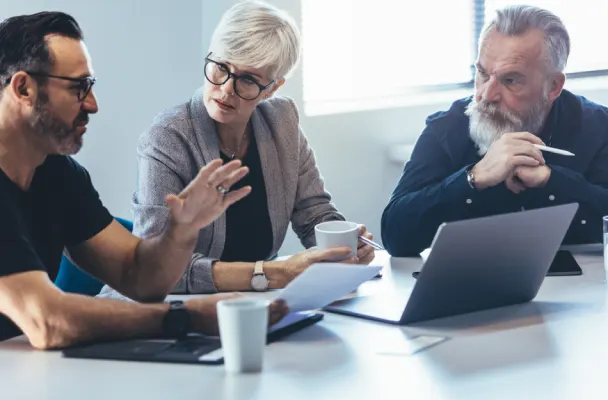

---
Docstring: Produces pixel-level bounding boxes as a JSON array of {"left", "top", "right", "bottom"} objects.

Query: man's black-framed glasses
[
  {"left": 3, "top": 72, "right": 96, "bottom": 102},
  {"left": 204, "top": 53, "right": 273, "bottom": 101}
]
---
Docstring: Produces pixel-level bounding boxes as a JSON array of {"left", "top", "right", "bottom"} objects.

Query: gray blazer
[{"left": 104, "top": 89, "right": 344, "bottom": 296}]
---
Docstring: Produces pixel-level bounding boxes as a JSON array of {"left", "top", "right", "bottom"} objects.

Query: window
[
  {"left": 302, "top": 0, "right": 608, "bottom": 112},
  {"left": 484, "top": 0, "right": 608, "bottom": 74}
]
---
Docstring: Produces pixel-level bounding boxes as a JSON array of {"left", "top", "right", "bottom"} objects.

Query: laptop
[
  {"left": 324, "top": 203, "right": 579, "bottom": 325},
  {"left": 62, "top": 311, "right": 322, "bottom": 365}
]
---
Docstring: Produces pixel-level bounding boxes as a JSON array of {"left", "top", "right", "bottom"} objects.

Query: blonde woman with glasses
[{"left": 103, "top": 1, "right": 376, "bottom": 297}]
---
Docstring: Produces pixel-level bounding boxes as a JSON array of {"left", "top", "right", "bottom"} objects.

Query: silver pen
[{"left": 358, "top": 235, "right": 385, "bottom": 250}]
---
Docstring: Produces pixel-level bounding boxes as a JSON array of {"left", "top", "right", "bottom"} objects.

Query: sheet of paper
[
  {"left": 420, "top": 247, "right": 432, "bottom": 263},
  {"left": 276, "top": 263, "right": 382, "bottom": 313}
]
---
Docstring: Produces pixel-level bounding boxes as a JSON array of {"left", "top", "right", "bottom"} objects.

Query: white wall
[{"left": 5, "top": 1, "right": 608, "bottom": 255}]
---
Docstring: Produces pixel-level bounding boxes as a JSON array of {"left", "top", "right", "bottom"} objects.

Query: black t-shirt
[
  {"left": 0, "top": 156, "right": 113, "bottom": 341},
  {"left": 220, "top": 136, "right": 273, "bottom": 262}
]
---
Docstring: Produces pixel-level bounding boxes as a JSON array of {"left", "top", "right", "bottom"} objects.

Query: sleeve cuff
[
  {"left": 439, "top": 165, "right": 515, "bottom": 207},
  {"left": 438, "top": 166, "right": 481, "bottom": 204},
  {"left": 96, "top": 285, "right": 138, "bottom": 302},
  {"left": 177, "top": 254, "right": 219, "bottom": 294},
  {"left": 544, "top": 165, "right": 585, "bottom": 200}
]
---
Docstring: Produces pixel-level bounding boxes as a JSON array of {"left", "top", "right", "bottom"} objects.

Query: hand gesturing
[{"left": 166, "top": 159, "right": 250, "bottom": 234}]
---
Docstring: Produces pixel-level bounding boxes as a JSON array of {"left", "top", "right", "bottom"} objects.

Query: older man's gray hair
[
  {"left": 209, "top": 0, "right": 301, "bottom": 81},
  {"left": 481, "top": 4, "right": 570, "bottom": 73}
]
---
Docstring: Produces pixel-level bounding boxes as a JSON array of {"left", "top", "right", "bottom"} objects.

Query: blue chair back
[{"left": 55, "top": 217, "right": 133, "bottom": 296}]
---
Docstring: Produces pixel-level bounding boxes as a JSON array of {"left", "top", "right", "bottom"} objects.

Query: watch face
[{"left": 251, "top": 274, "right": 269, "bottom": 291}]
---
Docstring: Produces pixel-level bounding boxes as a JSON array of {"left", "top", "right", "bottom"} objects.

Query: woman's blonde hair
[{"left": 209, "top": 0, "right": 301, "bottom": 81}]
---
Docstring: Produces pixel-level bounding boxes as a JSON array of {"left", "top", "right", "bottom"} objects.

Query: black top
[
  {"left": 220, "top": 136, "right": 273, "bottom": 262},
  {"left": 0, "top": 156, "right": 113, "bottom": 341},
  {"left": 382, "top": 89, "right": 608, "bottom": 256}
]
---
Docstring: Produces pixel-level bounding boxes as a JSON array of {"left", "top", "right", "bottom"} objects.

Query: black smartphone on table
[
  {"left": 547, "top": 250, "right": 583, "bottom": 276},
  {"left": 411, "top": 249, "right": 583, "bottom": 279}
]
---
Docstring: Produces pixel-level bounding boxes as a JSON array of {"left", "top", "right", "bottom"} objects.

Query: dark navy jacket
[{"left": 381, "top": 90, "right": 608, "bottom": 256}]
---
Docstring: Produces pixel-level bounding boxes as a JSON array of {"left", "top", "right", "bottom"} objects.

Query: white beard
[{"left": 465, "top": 93, "right": 549, "bottom": 156}]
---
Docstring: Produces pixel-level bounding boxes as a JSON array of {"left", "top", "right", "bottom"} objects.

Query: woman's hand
[
  {"left": 270, "top": 247, "right": 352, "bottom": 287},
  {"left": 355, "top": 224, "right": 375, "bottom": 265}
]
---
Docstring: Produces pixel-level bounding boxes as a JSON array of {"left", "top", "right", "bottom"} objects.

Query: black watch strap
[{"left": 162, "top": 300, "right": 190, "bottom": 338}]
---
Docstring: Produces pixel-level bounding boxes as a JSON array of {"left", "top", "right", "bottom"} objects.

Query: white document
[
  {"left": 420, "top": 247, "right": 432, "bottom": 263},
  {"left": 275, "top": 263, "right": 382, "bottom": 313}
]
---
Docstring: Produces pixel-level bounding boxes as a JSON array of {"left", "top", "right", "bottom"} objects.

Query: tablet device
[{"left": 62, "top": 311, "right": 322, "bottom": 365}]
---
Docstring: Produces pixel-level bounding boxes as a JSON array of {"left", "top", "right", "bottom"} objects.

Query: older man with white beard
[{"left": 381, "top": 4, "right": 608, "bottom": 256}]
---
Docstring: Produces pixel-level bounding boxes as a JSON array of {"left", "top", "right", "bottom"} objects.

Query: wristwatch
[
  {"left": 251, "top": 261, "right": 269, "bottom": 291},
  {"left": 465, "top": 166, "right": 477, "bottom": 190},
  {"left": 162, "top": 300, "right": 190, "bottom": 338}
]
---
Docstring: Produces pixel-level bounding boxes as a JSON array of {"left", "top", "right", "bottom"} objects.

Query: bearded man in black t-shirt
[{"left": 0, "top": 11, "right": 288, "bottom": 348}]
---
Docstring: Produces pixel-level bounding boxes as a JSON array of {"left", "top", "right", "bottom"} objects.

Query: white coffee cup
[
  {"left": 315, "top": 220, "right": 359, "bottom": 261},
  {"left": 217, "top": 298, "right": 269, "bottom": 373}
]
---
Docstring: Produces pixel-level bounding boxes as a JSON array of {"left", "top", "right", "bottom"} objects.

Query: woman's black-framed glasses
[
  {"left": 204, "top": 53, "right": 273, "bottom": 100},
  {"left": 3, "top": 71, "right": 96, "bottom": 102}
]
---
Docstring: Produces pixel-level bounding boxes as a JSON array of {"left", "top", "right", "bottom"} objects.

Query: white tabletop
[{"left": 1, "top": 249, "right": 608, "bottom": 400}]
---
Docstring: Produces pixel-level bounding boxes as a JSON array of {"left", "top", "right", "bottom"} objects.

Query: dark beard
[{"left": 28, "top": 91, "right": 88, "bottom": 155}]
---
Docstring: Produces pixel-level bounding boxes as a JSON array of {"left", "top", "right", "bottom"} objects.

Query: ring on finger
[{"left": 216, "top": 185, "right": 229, "bottom": 195}]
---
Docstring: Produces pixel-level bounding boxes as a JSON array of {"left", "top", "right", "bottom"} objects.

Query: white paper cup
[
  {"left": 315, "top": 221, "right": 359, "bottom": 261},
  {"left": 217, "top": 298, "right": 269, "bottom": 373}
]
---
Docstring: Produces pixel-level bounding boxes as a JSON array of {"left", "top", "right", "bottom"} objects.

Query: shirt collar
[{"left": 538, "top": 94, "right": 562, "bottom": 145}]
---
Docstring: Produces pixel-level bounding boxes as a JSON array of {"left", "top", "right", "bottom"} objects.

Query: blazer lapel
[
  {"left": 188, "top": 87, "right": 226, "bottom": 257},
  {"left": 189, "top": 87, "right": 221, "bottom": 162},
  {"left": 251, "top": 108, "right": 288, "bottom": 254}
]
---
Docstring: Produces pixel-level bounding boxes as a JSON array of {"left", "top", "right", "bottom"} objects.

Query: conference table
[{"left": 1, "top": 248, "right": 607, "bottom": 400}]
